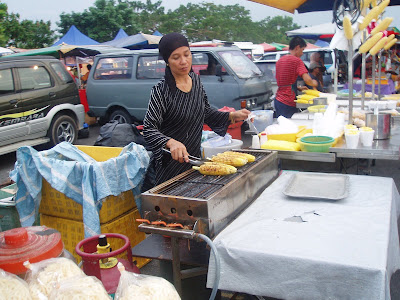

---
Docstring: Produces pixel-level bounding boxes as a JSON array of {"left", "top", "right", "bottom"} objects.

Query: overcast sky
[{"left": 4, "top": 0, "right": 400, "bottom": 35}]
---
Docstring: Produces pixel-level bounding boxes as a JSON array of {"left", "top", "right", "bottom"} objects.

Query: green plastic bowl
[{"left": 297, "top": 136, "right": 335, "bottom": 152}]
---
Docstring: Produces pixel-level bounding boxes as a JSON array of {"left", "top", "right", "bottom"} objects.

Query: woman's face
[{"left": 168, "top": 46, "right": 192, "bottom": 76}]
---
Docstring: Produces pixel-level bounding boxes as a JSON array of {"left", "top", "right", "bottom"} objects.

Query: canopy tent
[
  {"left": 102, "top": 33, "right": 162, "bottom": 49},
  {"left": 53, "top": 25, "right": 99, "bottom": 46},
  {"left": 113, "top": 28, "right": 128, "bottom": 40},
  {"left": 286, "top": 23, "right": 336, "bottom": 40},
  {"left": 259, "top": 42, "right": 276, "bottom": 52},
  {"left": 315, "top": 39, "right": 330, "bottom": 47},
  {"left": 282, "top": 42, "right": 320, "bottom": 51},
  {"left": 3, "top": 44, "right": 128, "bottom": 59},
  {"left": 0, "top": 47, "right": 14, "bottom": 56},
  {"left": 270, "top": 42, "right": 288, "bottom": 51},
  {"left": 153, "top": 30, "right": 163, "bottom": 36},
  {"left": 248, "top": 0, "right": 400, "bottom": 13}
]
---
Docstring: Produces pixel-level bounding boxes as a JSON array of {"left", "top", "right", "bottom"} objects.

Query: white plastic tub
[
  {"left": 252, "top": 110, "right": 274, "bottom": 132},
  {"left": 201, "top": 139, "right": 243, "bottom": 159}
]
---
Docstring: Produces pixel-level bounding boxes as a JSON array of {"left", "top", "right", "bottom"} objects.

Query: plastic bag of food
[
  {"left": 115, "top": 263, "right": 180, "bottom": 300},
  {"left": 48, "top": 275, "right": 110, "bottom": 300},
  {"left": 0, "top": 269, "right": 32, "bottom": 299},
  {"left": 24, "top": 257, "right": 83, "bottom": 300}
]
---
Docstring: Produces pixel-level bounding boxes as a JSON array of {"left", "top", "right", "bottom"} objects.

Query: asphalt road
[{"left": 0, "top": 124, "right": 101, "bottom": 186}]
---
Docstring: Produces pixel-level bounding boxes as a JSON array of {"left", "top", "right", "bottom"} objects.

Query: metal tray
[{"left": 283, "top": 173, "right": 349, "bottom": 201}]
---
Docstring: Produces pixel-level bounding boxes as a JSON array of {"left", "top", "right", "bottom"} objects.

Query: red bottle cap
[{"left": 0, "top": 226, "right": 63, "bottom": 275}]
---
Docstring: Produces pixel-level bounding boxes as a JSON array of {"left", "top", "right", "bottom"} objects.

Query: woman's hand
[
  {"left": 166, "top": 139, "right": 189, "bottom": 163},
  {"left": 230, "top": 109, "right": 251, "bottom": 122}
]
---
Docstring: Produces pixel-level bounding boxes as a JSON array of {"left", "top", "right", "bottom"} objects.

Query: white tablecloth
[{"left": 207, "top": 171, "right": 400, "bottom": 300}]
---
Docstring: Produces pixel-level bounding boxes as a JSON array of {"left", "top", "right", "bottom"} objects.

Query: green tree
[
  {"left": 256, "top": 16, "right": 301, "bottom": 44},
  {"left": 0, "top": 1, "right": 55, "bottom": 48}
]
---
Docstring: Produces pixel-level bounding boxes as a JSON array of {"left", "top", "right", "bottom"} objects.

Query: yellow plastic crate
[
  {"left": 266, "top": 126, "right": 307, "bottom": 142},
  {"left": 39, "top": 145, "right": 136, "bottom": 223},
  {"left": 40, "top": 208, "right": 150, "bottom": 268}
]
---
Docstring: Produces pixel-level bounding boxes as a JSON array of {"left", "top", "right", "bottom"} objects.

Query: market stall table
[
  {"left": 344, "top": 80, "right": 396, "bottom": 95},
  {"left": 207, "top": 171, "right": 400, "bottom": 300}
]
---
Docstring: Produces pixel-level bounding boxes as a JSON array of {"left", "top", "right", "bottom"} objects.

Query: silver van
[{"left": 86, "top": 47, "right": 273, "bottom": 123}]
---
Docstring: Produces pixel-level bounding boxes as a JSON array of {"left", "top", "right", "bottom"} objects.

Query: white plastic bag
[
  {"left": 48, "top": 275, "right": 110, "bottom": 300},
  {"left": 24, "top": 257, "right": 83, "bottom": 300},
  {"left": 0, "top": 269, "right": 32, "bottom": 300},
  {"left": 115, "top": 263, "right": 180, "bottom": 300}
]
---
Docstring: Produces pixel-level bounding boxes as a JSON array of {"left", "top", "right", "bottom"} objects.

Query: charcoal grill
[{"left": 139, "top": 149, "right": 279, "bottom": 238}]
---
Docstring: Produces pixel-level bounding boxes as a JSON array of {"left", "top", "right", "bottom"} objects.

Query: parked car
[
  {"left": 0, "top": 56, "right": 85, "bottom": 155},
  {"left": 86, "top": 47, "right": 273, "bottom": 124}
]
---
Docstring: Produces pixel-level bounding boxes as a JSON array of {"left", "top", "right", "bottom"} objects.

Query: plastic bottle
[
  {"left": 251, "top": 135, "right": 260, "bottom": 149},
  {"left": 259, "top": 132, "right": 268, "bottom": 146}
]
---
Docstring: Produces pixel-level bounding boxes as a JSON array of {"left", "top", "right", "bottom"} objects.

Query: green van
[{"left": 86, "top": 47, "right": 273, "bottom": 123}]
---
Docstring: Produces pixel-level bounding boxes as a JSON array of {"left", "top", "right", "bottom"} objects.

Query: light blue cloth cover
[{"left": 10, "top": 142, "right": 149, "bottom": 237}]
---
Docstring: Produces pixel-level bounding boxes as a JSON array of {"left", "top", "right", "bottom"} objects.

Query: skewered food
[{"left": 192, "top": 163, "right": 237, "bottom": 176}]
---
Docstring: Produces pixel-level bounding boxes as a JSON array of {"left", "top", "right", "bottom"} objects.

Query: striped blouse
[{"left": 143, "top": 72, "right": 230, "bottom": 186}]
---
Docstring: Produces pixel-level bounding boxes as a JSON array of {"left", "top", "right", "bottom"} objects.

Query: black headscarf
[{"left": 158, "top": 32, "right": 190, "bottom": 92}]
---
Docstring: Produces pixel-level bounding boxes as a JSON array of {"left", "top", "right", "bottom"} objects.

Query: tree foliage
[
  {"left": 57, "top": 0, "right": 300, "bottom": 44},
  {"left": 0, "top": 2, "right": 55, "bottom": 48}
]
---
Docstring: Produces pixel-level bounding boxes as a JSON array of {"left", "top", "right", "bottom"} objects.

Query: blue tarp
[
  {"left": 113, "top": 28, "right": 128, "bottom": 40},
  {"left": 153, "top": 30, "right": 163, "bottom": 36},
  {"left": 53, "top": 25, "right": 99, "bottom": 46}
]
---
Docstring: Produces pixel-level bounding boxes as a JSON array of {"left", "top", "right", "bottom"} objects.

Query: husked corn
[
  {"left": 296, "top": 94, "right": 316, "bottom": 100},
  {"left": 303, "top": 90, "right": 321, "bottom": 97},
  {"left": 369, "top": 36, "right": 388, "bottom": 55},
  {"left": 386, "top": 34, "right": 396, "bottom": 43},
  {"left": 223, "top": 151, "right": 256, "bottom": 163},
  {"left": 295, "top": 99, "right": 311, "bottom": 104},
  {"left": 359, "top": 0, "right": 389, "bottom": 30},
  {"left": 343, "top": 16, "right": 354, "bottom": 40},
  {"left": 384, "top": 38, "right": 398, "bottom": 50},
  {"left": 204, "top": 162, "right": 237, "bottom": 173},
  {"left": 370, "top": 17, "right": 393, "bottom": 35},
  {"left": 210, "top": 154, "right": 247, "bottom": 167},
  {"left": 192, "top": 163, "right": 237, "bottom": 176},
  {"left": 359, "top": 32, "right": 384, "bottom": 53}
]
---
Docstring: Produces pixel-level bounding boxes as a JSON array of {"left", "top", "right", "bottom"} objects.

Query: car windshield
[{"left": 219, "top": 50, "right": 262, "bottom": 79}]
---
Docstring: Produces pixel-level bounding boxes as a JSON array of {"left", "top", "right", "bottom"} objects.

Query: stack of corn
[{"left": 295, "top": 90, "right": 321, "bottom": 104}]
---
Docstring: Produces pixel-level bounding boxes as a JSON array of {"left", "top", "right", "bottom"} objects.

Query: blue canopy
[
  {"left": 113, "top": 28, "right": 128, "bottom": 40},
  {"left": 53, "top": 25, "right": 99, "bottom": 46},
  {"left": 153, "top": 30, "right": 163, "bottom": 36}
]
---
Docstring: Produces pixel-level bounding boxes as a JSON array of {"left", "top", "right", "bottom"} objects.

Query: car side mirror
[{"left": 216, "top": 64, "right": 224, "bottom": 82}]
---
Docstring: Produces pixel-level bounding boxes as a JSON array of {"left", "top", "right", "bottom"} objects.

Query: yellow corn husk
[
  {"left": 370, "top": 17, "right": 393, "bottom": 35},
  {"left": 295, "top": 99, "right": 311, "bottom": 104},
  {"left": 210, "top": 155, "right": 247, "bottom": 167},
  {"left": 192, "top": 163, "right": 237, "bottom": 176},
  {"left": 204, "top": 162, "right": 237, "bottom": 173},
  {"left": 303, "top": 89, "right": 321, "bottom": 97},
  {"left": 222, "top": 151, "right": 256, "bottom": 163},
  {"left": 343, "top": 16, "right": 354, "bottom": 40},
  {"left": 296, "top": 94, "right": 316, "bottom": 100},
  {"left": 359, "top": 32, "right": 384, "bottom": 53},
  {"left": 359, "top": 0, "right": 389, "bottom": 30},
  {"left": 384, "top": 38, "right": 398, "bottom": 50},
  {"left": 369, "top": 36, "right": 388, "bottom": 55}
]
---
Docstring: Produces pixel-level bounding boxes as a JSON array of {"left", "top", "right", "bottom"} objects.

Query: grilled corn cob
[
  {"left": 359, "top": 0, "right": 389, "bottom": 30},
  {"left": 358, "top": 32, "right": 383, "bottom": 53},
  {"left": 192, "top": 163, "right": 236, "bottom": 175},
  {"left": 303, "top": 90, "right": 321, "bottom": 97},
  {"left": 343, "top": 16, "right": 354, "bottom": 40},
  {"left": 384, "top": 38, "right": 398, "bottom": 50},
  {"left": 222, "top": 151, "right": 256, "bottom": 163},
  {"left": 204, "top": 161, "right": 237, "bottom": 173},
  {"left": 370, "top": 17, "right": 393, "bottom": 35},
  {"left": 369, "top": 36, "right": 388, "bottom": 55},
  {"left": 210, "top": 154, "right": 247, "bottom": 167}
]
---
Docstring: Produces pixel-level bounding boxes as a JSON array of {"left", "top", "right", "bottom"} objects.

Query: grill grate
[{"left": 155, "top": 151, "right": 267, "bottom": 199}]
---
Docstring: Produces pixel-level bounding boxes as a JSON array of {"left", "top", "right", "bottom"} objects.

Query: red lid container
[{"left": 0, "top": 226, "right": 64, "bottom": 275}]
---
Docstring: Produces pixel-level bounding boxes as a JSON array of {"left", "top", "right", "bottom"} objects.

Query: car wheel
[
  {"left": 109, "top": 109, "right": 132, "bottom": 124},
  {"left": 48, "top": 115, "right": 78, "bottom": 147}
]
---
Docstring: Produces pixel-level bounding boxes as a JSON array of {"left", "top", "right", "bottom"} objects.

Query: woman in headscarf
[{"left": 143, "top": 32, "right": 250, "bottom": 188}]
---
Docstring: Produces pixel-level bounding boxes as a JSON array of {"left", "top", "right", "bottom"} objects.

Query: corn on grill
[{"left": 139, "top": 150, "right": 279, "bottom": 238}]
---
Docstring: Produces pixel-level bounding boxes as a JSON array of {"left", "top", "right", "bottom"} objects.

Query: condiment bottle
[{"left": 259, "top": 132, "right": 268, "bottom": 146}]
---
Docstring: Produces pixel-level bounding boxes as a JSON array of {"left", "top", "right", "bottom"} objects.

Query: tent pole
[
  {"left": 348, "top": 39, "right": 354, "bottom": 125},
  {"left": 372, "top": 55, "right": 376, "bottom": 100},
  {"left": 361, "top": 30, "right": 367, "bottom": 110}
]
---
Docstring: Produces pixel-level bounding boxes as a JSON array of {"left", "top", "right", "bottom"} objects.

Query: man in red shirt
[{"left": 275, "top": 37, "right": 318, "bottom": 118}]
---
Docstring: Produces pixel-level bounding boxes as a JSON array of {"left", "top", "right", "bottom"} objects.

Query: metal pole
[
  {"left": 348, "top": 39, "right": 354, "bottom": 125},
  {"left": 334, "top": 49, "right": 338, "bottom": 94},
  {"left": 171, "top": 236, "right": 182, "bottom": 296},
  {"left": 361, "top": 30, "right": 367, "bottom": 110},
  {"left": 378, "top": 50, "right": 382, "bottom": 100},
  {"left": 372, "top": 55, "right": 376, "bottom": 99}
]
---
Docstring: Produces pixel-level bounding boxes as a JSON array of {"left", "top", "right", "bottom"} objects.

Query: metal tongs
[{"left": 162, "top": 148, "right": 207, "bottom": 166}]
